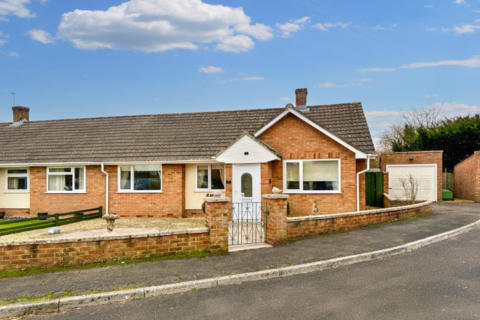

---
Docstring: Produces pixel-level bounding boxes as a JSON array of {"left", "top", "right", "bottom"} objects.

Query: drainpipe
[
  {"left": 101, "top": 163, "right": 108, "bottom": 216},
  {"left": 357, "top": 155, "right": 372, "bottom": 212}
]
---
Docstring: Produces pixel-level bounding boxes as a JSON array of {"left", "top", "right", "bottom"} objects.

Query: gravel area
[{"left": 0, "top": 218, "right": 206, "bottom": 243}]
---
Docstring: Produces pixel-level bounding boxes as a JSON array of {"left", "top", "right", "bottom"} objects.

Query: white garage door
[{"left": 387, "top": 165, "right": 437, "bottom": 201}]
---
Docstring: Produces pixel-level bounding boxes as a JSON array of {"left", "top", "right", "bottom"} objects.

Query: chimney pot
[
  {"left": 12, "top": 106, "right": 30, "bottom": 122},
  {"left": 295, "top": 88, "right": 308, "bottom": 111}
]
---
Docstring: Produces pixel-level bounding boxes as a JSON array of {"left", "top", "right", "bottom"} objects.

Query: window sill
[
  {"left": 116, "top": 191, "right": 164, "bottom": 194},
  {"left": 4, "top": 191, "right": 29, "bottom": 194},
  {"left": 194, "top": 190, "right": 225, "bottom": 193},
  {"left": 45, "top": 191, "right": 87, "bottom": 194},
  {"left": 283, "top": 191, "right": 343, "bottom": 194}
]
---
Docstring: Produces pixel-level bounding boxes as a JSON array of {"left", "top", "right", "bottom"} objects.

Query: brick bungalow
[{"left": 0, "top": 89, "right": 375, "bottom": 218}]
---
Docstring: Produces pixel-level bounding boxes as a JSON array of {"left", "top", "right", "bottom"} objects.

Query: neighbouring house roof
[{"left": 0, "top": 103, "right": 375, "bottom": 164}]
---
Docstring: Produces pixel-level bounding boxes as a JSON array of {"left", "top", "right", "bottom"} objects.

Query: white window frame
[
  {"left": 283, "top": 159, "right": 342, "bottom": 194},
  {"left": 5, "top": 168, "right": 29, "bottom": 193},
  {"left": 46, "top": 167, "right": 86, "bottom": 194},
  {"left": 117, "top": 165, "right": 163, "bottom": 193},
  {"left": 195, "top": 164, "right": 226, "bottom": 192}
]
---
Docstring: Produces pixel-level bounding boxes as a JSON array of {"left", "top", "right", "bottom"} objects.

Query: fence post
[{"left": 54, "top": 214, "right": 59, "bottom": 226}]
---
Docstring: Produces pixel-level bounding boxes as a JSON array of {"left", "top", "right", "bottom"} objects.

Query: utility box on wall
[{"left": 366, "top": 172, "right": 384, "bottom": 208}]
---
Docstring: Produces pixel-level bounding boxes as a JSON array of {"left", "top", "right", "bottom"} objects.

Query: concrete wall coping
[
  {"left": 262, "top": 194, "right": 290, "bottom": 199},
  {"left": 0, "top": 227, "right": 210, "bottom": 247},
  {"left": 382, "top": 151, "right": 443, "bottom": 155},
  {"left": 203, "top": 197, "right": 231, "bottom": 203},
  {"left": 287, "top": 200, "right": 432, "bottom": 223}
]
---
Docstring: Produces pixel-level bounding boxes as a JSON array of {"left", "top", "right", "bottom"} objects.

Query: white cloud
[
  {"left": 27, "top": 29, "right": 54, "bottom": 44},
  {"left": 318, "top": 81, "right": 366, "bottom": 88},
  {"left": 221, "top": 76, "right": 264, "bottom": 83},
  {"left": 426, "top": 27, "right": 437, "bottom": 31},
  {"left": 280, "top": 97, "right": 290, "bottom": 101},
  {"left": 391, "top": 23, "right": 399, "bottom": 27},
  {"left": 154, "top": 98, "right": 164, "bottom": 101},
  {"left": 429, "top": 102, "right": 480, "bottom": 118},
  {"left": 366, "top": 102, "right": 480, "bottom": 136},
  {"left": 373, "top": 25, "right": 385, "bottom": 30},
  {"left": 425, "top": 5, "right": 434, "bottom": 8},
  {"left": 357, "top": 68, "right": 396, "bottom": 72},
  {"left": 472, "top": 10, "right": 480, "bottom": 13},
  {"left": 7, "top": 51, "right": 18, "bottom": 56},
  {"left": 401, "top": 55, "right": 480, "bottom": 69},
  {"left": 425, "top": 94, "right": 438, "bottom": 98},
  {"left": 0, "top": 0, "right": 35, "bottom": 19},
  {"left": 313, "top": 21, "right": 348, "bottom": 31},
  {"left": 453, "top": 0, "right": 465, "bottom": 3},
  {"left": 453, "top": 23, "right": 480, "bottom": 34},
  {"left": 276, "top": 16, "right": 309, "bottom": 38},
  {"left": 232, "top": 76, "right": 264, "bottom": 81},
  {"left": 199, "top": 66, "right": 224, "bottom": 74},
  {"left": 0, "top": 39, "right": 4, "bottom": 45},
  {"left": 56, "top": 0, "right": 273, "bottom": 53}
]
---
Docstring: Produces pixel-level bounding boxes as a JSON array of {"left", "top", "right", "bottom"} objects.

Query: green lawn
[{"left": 0, "top": 219, "right": 54, "bottom": 235}]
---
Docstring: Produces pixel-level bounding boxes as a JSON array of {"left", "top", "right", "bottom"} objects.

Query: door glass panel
[{"left": 241, "top": 173, "right": 253, "bottom": 197}]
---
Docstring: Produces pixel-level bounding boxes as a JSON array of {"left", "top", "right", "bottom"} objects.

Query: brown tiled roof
[{"left": 0, "top": 103, "right": 374, "bottom": 164}]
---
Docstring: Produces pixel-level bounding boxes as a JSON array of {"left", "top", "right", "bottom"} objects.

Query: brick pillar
[
  {"left": 12, "top": 106, "right": 30, "bottom": 122},
  {"left": 204, "top": 197, "right": 230, "bottom": 253},
  {"left": 263, "top": 194, "right": 289, "bottom": 245}
]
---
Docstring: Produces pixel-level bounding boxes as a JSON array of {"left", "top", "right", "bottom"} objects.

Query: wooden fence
[
  {"left": 0, "top": 207, "right": 103, "bottom": 237},
  {"left": 443, "top": 172, "right": 455, "bottom": 193}
]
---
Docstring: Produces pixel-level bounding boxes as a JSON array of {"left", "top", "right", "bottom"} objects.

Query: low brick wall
[
  {"left": 286, "top": 200, "right": 433, "bottom": 239},
  {"left": 454, "top": 151, "right": 480, "bottom": 202},
  {"left": 0, "top": 209, "right": 30, "bottom": 218},
  {"left": 0, "top": 229, "right": 209, "bottom": 271}
]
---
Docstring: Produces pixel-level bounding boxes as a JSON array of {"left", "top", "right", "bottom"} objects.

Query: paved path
[
  {"left": 30, "top": 220, "right": 480, "bottom": 320},
  {"left": 1, "top": 202, "right": 479, "bottom": 302}
]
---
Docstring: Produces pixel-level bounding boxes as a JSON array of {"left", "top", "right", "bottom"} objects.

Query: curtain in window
[
  {"left": 303, "top": 161, "right": 339, "bottom": 191},
  {"left": 286, "top": 162, "right": 300, "bottom": 190},
  {"left": 120, "top": 166, "right": 131, "bottom": 189},
  {"left": 8, "top": 177, "right": 19, "bottom": 190},
  {"left": 197, "top": 165, "right": 208, "bottom": 189},
  {"left": 49, "top": 175, "right": 66, "bottom": 191},
  {"left": 211, "top": 164, "right": 225, "bottom": 190},
  {"left": 75, "top": 168, "right": 85, "bottom": 190}
]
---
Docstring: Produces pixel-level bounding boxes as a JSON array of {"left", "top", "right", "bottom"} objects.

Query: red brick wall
[
  {"left": 30, "top": 166, "right": 106, "bottom": 217},
  {"left": 0, "top": 232, "right": 209, "bottom": 271},
  {"left": 287, "top": 201, "right": 433, "bottom": 239},
  {"left": 380, "top": 151, "right": 443, "bottom": 202},
  {"left": 0, "top": 209, "right": 30, "bottom": 217},
  {"left": 30, "top": 165, "right": 185, "bottom": 218},
  {"left": 454, "top": 152, "right": 480, "bottom": 202},
  {"left": 258, "top": 114, "right": 361, "bottom": 216}
]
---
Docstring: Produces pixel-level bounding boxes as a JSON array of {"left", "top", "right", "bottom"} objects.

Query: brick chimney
[
  {"left": 295, "top": 88, "right": 308, "bottom": 111},
  {"left": 12, "top": 106, "right": 30, "bottom": 122}
]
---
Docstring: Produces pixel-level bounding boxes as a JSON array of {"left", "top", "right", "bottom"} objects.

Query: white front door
[{"left": 232, "top": 164, "right": 261, "bottom": 220}]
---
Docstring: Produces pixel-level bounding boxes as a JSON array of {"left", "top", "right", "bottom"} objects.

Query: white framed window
[
  {"left": 5, "top": 168, "right": 29, "bottom": 193},
  {"left": 47, "top": 167, "right": 86, "bottom": 193},
  {"left": 196, "top": 164, "right": 225, "bottom": 192},
  {"left": 283, "top": 159, "right": 341, "bottom": 194},
  {"left": 118, "top": 165, "right": 163, "bottom": 193}
]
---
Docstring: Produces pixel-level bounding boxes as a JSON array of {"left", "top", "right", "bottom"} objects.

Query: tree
[{"left": 377, "top": 105, "right": 480, "bottom": 171}]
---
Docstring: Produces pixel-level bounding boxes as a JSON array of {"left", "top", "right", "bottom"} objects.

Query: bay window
[
  {"left": 47, "top": 167, "right": 85, "bottom": 193},
  {"left": 196, "top": 164, "right": 225, "bottom": 191},
  {"left": 6, "top": 169, "right": 29, "bottom": 192},
  {"left": 284, "top": 159, "right": 340, "bottom": 193},
  {"left": 118, "top": 165, "right": 162, "bottom": 192}
]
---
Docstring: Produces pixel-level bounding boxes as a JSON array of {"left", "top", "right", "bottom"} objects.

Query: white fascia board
[{"left": 254, "top": 108, "right": 368, "bottom": 159}]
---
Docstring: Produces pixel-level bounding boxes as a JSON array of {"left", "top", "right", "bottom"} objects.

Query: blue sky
[{"left": 0, "top": 0, "right": 479, "bottom": 143}]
